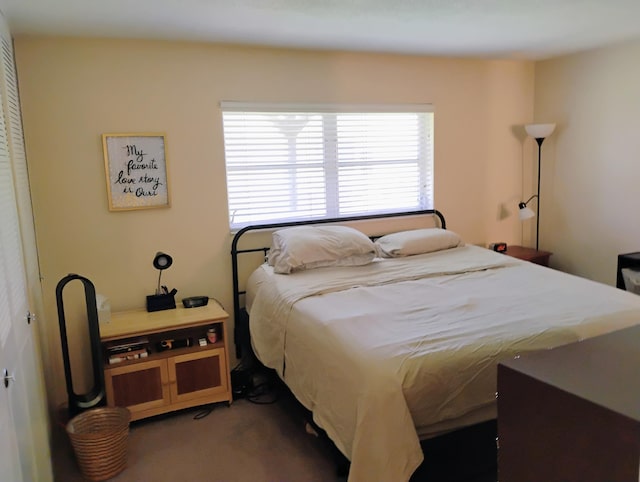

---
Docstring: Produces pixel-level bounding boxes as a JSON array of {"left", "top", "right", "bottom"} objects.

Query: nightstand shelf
[
  {"left": 100, "top": 303, "right": 232, "bottom": 421},
  {"left": 504, "top": 245, "right": 552, "bottom": 266}
]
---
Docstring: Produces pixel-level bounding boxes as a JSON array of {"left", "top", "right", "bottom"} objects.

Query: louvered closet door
[
  {"left": 0, "top": 91, "right": 36, "bottom": 482},
  {"left": 0, "top": 13, "right": 53, "bottom": 482},
  {"left": 0, "top": 126, "right": 23, "bottom": 482},
  {"left": 0, "top": 19, "right": 52, "bottom": 478}
]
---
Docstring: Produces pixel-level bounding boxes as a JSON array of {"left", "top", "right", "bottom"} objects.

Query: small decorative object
[
  {"left": 102, "top": 133, "right": 170, "bottom": 211},
  {"left": 96, "top": 294, "right": 111, "bottom": 324},
  {"left": 146, "top": 251, "right": 177, "bottom": 312},
  {"left": 207, "top": 328, "right": 217, "bottom": 344},
  {"left": 156, "top": 338, "right": 192, "bottom": 351}
]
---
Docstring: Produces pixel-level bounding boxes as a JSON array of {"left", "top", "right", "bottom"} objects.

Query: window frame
[{"left": 221, "top": 102, "right": 434, "bottom": 230}]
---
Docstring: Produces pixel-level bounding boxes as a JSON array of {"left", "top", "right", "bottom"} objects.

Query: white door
[
  {"left": 0, "top": 173, "right": 23, "bottom": 482},
  {"left": 0, "top": 12, "right": 53, "bottom": 482},
  {"left": 0, "top": 380, "right": 22, "bottom": 482},
  {"left": 0, "top": 106, "right": 30, "bottom": 482}
]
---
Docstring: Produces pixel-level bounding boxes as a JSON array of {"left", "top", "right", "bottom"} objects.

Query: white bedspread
[{"left": 247, "top": 245, "right": 640, "bottom": 482}]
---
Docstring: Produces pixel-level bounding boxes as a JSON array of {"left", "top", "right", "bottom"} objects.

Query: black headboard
[{"left": 230, "top": 209, "right": 446, "bottom": 358}]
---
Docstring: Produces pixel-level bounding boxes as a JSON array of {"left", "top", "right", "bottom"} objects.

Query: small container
[
  {"left": 96, "top": 294, "right": 111, "bottom": 324},
  {"left": 206, "top": 328, "right": 217, "bottom": 344}
]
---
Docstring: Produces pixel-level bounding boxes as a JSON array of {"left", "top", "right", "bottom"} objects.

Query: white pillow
[
  {"left": 268, "top": 225, "right": 376, "bottom": 274},
  {"left": 375, "top": 228, "right": 463, "bottom": 258}
]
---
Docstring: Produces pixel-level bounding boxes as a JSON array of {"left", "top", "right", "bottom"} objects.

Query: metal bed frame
[
  {"left": 230, "top": 209, "right": 445, "bottom": 358},
  {"left": 228, "top": 209, "right": 498, "bottom": 479}
]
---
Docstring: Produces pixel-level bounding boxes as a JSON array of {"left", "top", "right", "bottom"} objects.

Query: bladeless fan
[{"left": 55, "top": 274, "right": 106, "bottom": 418}]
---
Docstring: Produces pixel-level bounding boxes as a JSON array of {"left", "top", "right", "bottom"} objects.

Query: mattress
[{"left": 246, "top": 245, "right": 640, "bottom": 482}]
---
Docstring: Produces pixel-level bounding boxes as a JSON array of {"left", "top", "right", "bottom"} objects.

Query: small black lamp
[
  {"left": 147, "top": 252, "right": 177, "bottom": 312},
  {"left": 153, "top": 251, "right": 173, "bottom": 294}
]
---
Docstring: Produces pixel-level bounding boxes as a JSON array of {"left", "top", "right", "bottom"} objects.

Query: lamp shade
[
  {"left": 525, "top": 123, "right": 556, "bottom": 139},
  {"left": 518, "top": 202, "right": 536, "bottom": 220},
  {"left": 153, "top": 252, "right": 173, "bottom": 270}
]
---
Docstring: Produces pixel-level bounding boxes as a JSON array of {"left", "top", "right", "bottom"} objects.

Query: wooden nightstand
[
  {"left": 504, "top": 245, "right": 552, "bottom": 267},
  {"left": 100, "top": 303, "right": 232, "bottom": 421}
]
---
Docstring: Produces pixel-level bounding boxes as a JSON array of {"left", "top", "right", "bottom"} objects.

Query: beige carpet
[
  {"left": 53, "top": 379, "right": 497, "bottom": 482},
  {"left": 53, "top": 392, "right": 343, "bottom": 482}
]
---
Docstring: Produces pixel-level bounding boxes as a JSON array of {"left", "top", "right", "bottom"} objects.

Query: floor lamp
[{"left": 519, "top": 123, "right": 556, "bottom": 251}]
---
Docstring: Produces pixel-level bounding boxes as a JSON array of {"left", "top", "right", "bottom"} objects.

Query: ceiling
[{"left": 2, "top": 0, "right": 640, "bottom": 60}]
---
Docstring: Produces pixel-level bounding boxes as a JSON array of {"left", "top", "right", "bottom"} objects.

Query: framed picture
[{"left": 102, "top": 133, "right": 170, "bottom": 211}]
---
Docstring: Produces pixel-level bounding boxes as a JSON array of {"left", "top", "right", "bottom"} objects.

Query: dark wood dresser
[{"left": 497, "top": 324, "right": 640, "bottom": 482}]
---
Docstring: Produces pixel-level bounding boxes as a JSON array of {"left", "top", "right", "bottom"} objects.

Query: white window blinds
[{"left": 221, "top": 102, "right": 434, "bottom": 229}]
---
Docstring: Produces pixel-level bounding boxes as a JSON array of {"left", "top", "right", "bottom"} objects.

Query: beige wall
[
  {"left": 533, "top": 39, "right": 640, "bottom": 284},
  {"left": 14, "top": 36, "right": 534, "bottom": 406}
]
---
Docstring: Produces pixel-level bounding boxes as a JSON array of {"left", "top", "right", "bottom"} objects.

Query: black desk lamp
[
  {"left": 519, "top": 123, "right": 556, "bottom": 251},
  {"left": 153, "top": 251, "right": 173, "bottom": 295},
  {"left": 147, "top": 251, "right": 177, "bottom": 312}
]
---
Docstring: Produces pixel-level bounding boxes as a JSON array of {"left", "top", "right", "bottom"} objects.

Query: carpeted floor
[
  {"left": 54, "top": 391, "right": 341, "bottom": 481},
  {"left": 53, "top": 379, "right": 496, "bottom": 482}
]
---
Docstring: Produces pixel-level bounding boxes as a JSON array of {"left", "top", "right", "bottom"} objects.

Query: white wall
[{"left": 534, "top": 38, "right": 640, "bottom": 284}]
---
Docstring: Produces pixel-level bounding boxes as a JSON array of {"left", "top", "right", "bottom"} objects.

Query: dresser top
[
  {"left": 99, "top": 302, "right": 228, "bottom": 341},
  {"left": 500, "top": 324, "right": 640, "bottom": 422}
]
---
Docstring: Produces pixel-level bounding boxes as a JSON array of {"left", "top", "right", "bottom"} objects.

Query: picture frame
[{"left": 102, "top": 133, "right": 170, "bottom": 211}]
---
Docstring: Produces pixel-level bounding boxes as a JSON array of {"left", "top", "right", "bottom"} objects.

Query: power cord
[
  {"left": 230, "top": 359, "right": 279, "bottom": 405},
  {"left": 208, "top": 297, "right": 225, "bottom": 310},
  {"left": 193, "top": 406, "right": 214, "bottom": 419}
]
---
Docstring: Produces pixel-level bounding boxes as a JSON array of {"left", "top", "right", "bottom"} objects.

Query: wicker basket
[{"left": 66, "top": 407, "right": 131, "bottom": 481}]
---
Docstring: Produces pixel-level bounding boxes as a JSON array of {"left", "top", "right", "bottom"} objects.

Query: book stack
[{"left": 106, "top": 337, "right": 149, "bottom": 364}]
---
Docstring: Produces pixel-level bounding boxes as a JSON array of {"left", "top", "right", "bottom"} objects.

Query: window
[{"left": 221, "top": 102, "right": 434, "bottom": 229}]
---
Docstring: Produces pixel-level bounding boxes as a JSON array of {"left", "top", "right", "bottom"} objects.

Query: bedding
[
  {"left": 267, "top": 225, "right": 376, "bottom": 274},
  {"left": 246, "top": 245, "right": 640, "bottom": 482},
  {"left": 374, "top": 227, "right": 463, "bottom": 257}
]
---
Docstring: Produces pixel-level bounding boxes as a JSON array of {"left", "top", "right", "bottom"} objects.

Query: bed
[{"left": 230, "top": 210, "right": 640, "bottom": 482}]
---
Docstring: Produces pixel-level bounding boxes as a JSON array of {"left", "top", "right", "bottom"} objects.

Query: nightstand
[
  {"left": 100, "top": 303, "right": 232, "bottom": 421},
  {"left": 504, "top": 245, "right": 552, "bottom": 267}
]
